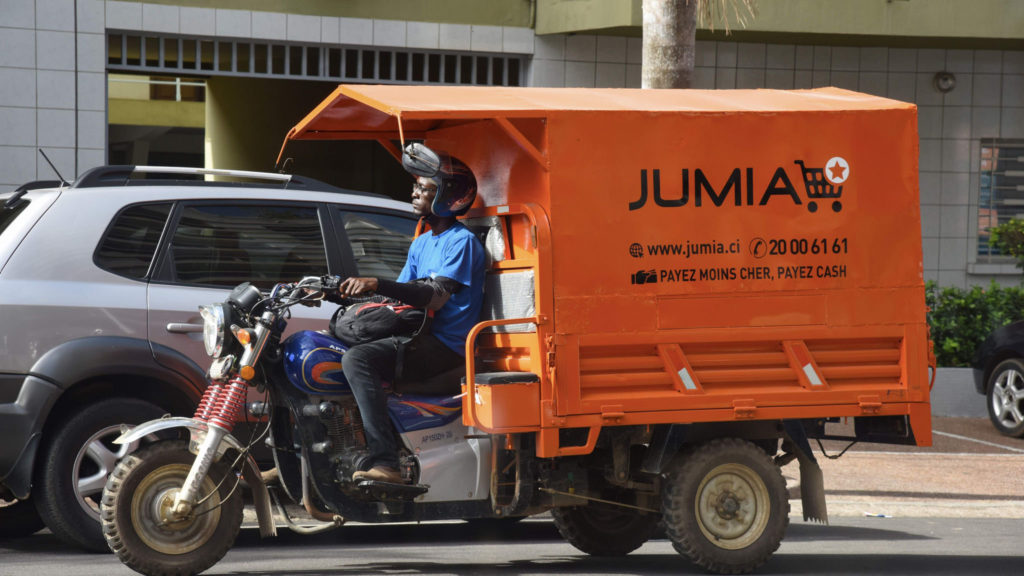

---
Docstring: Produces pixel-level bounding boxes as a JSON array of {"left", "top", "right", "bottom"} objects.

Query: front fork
[{"left": 171, "top": 377, "right": 249, "bottom": 517}]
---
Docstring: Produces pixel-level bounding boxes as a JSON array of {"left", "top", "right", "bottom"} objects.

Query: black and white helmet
[{"left": 402, "top": 143, "right": 477, "bottom": 217}]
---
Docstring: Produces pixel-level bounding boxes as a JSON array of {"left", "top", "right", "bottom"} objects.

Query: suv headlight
[{"left": 199, "top": 304, "right": 228, "bottom": 357}]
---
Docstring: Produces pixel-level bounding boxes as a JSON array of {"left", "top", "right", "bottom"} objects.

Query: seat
[{"left": 392, "top": 364, "right": 464, "bottom": 396}]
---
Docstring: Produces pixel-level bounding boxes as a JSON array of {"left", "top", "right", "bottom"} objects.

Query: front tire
[
  {"left": 552, "top": 497, "right": 660, "bottom": 556},
  {"left": 987, "top": 359, "right": 1024, "bottom": 437},
  {"left": 101, "top": 440, "right": 243, "bottom": 576},
  {"left": 662, "top": 438, "right": 789, "bottom": 575},
  {"left": 34, "top": 398, "right": 166, "bottom": 552}
]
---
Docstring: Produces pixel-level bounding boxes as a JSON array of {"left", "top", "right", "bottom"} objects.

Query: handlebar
[
  {"left": 271, "top": 276, "right": 334, "bottom": 308},
  {"left": 272, "top": 275, "right": 378, "bottom": 309}
]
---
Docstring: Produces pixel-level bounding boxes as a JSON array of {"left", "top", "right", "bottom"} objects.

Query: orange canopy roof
[{"left": 282, "top": 84, "right": 913, "bottom": 145}]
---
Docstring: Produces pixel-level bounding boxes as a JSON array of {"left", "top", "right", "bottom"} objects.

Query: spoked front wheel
[{"left": 100, "top": 440, "right": 243, "bottom": 576}]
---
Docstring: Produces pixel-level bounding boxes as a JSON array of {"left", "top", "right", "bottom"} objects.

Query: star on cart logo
[
  {"left": 628, "top": 156, "right": 850, "bottom": 215},
  {"left": 825, "top": 157, "right": 850, "bottom": 184}
]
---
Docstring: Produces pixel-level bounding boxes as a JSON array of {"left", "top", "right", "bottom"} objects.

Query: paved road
[
  {"left": 2, "top": 515, "right": 1020, "bottom": 576},
  {"left": 2, "top": 416, "right": 1021, "bottom": 576}
]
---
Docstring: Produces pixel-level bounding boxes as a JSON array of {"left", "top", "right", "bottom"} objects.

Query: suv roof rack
[
  {"left": 14, "top": 180, "right": 64, "bottom": 192},
  {"left": 70, "top": 165, "right": 383, "bottom": 197}
]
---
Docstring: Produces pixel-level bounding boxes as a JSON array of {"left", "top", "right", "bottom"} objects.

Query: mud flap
[{"left": 782, "top": 420, "right": 828, "bottom": 524}]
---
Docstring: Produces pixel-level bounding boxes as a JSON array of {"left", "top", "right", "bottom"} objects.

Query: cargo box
[{"left": 282, "top": 85, "right": 932, "bottom": 456}]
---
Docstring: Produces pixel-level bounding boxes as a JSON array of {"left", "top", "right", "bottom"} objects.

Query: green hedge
[{"left": 925, "top": 280, "right": 1024, "bottom": 367}]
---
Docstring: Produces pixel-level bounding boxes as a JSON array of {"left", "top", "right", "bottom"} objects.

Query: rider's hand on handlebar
[{"left": 337, "top": 277, "right": 378, "bottom": 298}]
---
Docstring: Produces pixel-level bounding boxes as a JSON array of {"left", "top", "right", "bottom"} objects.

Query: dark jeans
[{"left": 342, "top": 334, "right": 462, "bottom": 469}]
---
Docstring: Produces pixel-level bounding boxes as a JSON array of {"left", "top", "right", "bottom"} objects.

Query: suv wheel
[
  {"left": 987, "top": 359, "right": 1024, "bottom": 438},
  {"left": 34, "top": 398, "right": 165, "bottom": 552}
]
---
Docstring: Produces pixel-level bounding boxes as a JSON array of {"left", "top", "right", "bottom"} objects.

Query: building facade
[{"left": 1, "top": 0, "right": 1022, "bottom": 287}]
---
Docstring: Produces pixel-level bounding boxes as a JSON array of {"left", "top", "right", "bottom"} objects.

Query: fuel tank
[{"left": 281, "top": 330, "right": 351, "bottom": 395}]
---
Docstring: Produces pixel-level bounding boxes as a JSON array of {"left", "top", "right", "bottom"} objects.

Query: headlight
[{"left": 199, "top": 304, "right": 228, "bottom": 357}]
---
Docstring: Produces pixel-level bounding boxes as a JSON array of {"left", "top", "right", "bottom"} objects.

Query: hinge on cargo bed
[
  {"left": 858, "top": 395, "right": 882, "bottom": 414},
  {"left": 733, "top": 399, "right": 757, "bottom": 419},
  {"left": 601, "top": 405, "right": 625, "bottom": 422}
]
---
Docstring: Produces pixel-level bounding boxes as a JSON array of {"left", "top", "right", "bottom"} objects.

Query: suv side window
[
  {"left": 94, "top": 202, "right": 173, "bottom": 279},
  {"left": 338, "top": 210, "right": 415, "bottom": 281},
  {"left": 169, "top": 203, "right": 326, "bottom": 288}
]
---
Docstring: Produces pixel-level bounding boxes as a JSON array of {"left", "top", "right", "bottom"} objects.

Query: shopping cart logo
[{"left": 794, "top": 157, "right": 849, "bottom": 213}]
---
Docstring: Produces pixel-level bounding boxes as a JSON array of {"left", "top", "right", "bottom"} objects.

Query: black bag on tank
[{"left": 330, "top": 300, "right": 426, "bottom": 347}]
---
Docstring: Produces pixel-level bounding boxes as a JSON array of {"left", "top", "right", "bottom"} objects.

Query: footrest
[{"left": 356, "top": 480, "right": 429, "bottom": 501}]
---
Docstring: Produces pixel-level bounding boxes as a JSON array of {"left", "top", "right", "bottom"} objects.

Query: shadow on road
[
  {"left": 233, "top": 519, "right": 564, "bottom": 548},
  {"left": 762, "top": 554, "right": 1020, "bottom": 575},
  {"left": 784, "top": 522, "right": 937, "bottom": 541},
  {"left": 232, "top": 553, "right": 1020, "bottom": 576},
  {"left": 230, "top": 517, "right": 939, "bottom": 550}
]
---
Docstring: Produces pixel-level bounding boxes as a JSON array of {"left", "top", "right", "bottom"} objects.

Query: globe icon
[{"left": 629, "top": 243, "right": 644, "bottom": 258}]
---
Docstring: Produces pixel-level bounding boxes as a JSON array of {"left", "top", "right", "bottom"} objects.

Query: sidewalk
[{"left": 785, "top": 417, "right": 1024, "bottom": 519}]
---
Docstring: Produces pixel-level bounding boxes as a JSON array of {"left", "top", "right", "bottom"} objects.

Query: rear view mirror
[{"left": 402, "top": 143, "right": 441, "bottom": 178}]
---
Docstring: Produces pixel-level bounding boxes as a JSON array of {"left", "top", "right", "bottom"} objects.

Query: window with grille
[
  {"left": 107, "top": 32, "right": 525, "bottom": 86},
  {"left": 978, "top": 139, "right": 1024, "bottom": 258}
]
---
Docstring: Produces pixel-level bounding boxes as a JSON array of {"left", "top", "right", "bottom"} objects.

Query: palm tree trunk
[{"left": 642, "top": 0, "right": 697, "bottom": 89}]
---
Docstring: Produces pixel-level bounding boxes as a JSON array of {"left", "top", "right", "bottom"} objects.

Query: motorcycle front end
[{"left": 100, "top": 281, "right": 296, "bottom": 576}]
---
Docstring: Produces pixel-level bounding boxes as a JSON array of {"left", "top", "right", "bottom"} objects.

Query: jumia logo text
[{"left": 628, "top": 167, "right": 802, "bottom": 211}]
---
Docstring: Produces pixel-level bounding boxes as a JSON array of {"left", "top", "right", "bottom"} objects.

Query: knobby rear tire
[{"left": 662, "top": 438, "right": 789, "bottom": 575}]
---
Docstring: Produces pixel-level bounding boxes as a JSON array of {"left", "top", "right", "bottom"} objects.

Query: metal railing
[{"left": 107, "top": 32, "right": 526, "bottom": 87}]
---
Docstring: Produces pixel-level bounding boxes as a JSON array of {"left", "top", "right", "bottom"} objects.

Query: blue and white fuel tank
[{"left": 281, "top": 330, "right": 351, "bottom": 395}]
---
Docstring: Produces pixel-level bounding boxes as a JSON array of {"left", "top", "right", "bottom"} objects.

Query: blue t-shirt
[{"left": 397, "top": 222, "right": 485, "bottom": 355}]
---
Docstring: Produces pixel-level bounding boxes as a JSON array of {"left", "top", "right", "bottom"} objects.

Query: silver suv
[{"left": 0, "top": 165, "right": 415, "bottom": 551}]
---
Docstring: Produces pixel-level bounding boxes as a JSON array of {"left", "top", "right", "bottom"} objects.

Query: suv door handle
[{"left": 166, "top": 323, "right": 203, "bottom": 334}]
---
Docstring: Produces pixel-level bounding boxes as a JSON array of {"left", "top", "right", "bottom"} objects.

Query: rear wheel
[
  {"left": 101, "top": 440, "right": 243, "bottom": 576},
  {"left": 987, "top": 359, "right": 1024, "bottom": 437},
  {"left": 552, "top": 496, "right": 660, "bottom": 556},
  {"left": 662, "top": 438, "right": 789, "bottom": 575},
  {"left": 33, "top": 398, "right": 165, "bottom": 552},
  {"left": 0, "top": 496, "right": 45, "bottom": 538}
]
